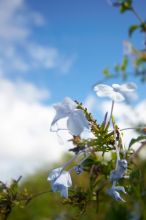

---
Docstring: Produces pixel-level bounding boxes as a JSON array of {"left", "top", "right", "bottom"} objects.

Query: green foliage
[
  {"left": 128, "top": 24, "right": 140, "bottom": 37},
  {"left": 128, "top": 135, "right": 146, "bottom": 149},
  {"left": 102, "top": 68, "right": 111, "bottom": 78},
  {"left": 4, "top": 160, "right": 146, "bottom": 220},
  {"left": 101, "top": 0, "right": 146, "bottom": 83},
  {"left": 75, "top": 102, "right": 115, "bottom": 153},
  {"left": 119, "top": 0, "right": 133, "bottom": 13},
  {"left": 0, "top": 177, "right": 32, "bottom": 220}
]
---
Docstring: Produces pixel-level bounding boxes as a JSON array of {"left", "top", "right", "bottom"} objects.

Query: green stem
[
  {"left": 62, "top": 148, "right": 91, "bottom": 173},
  {"left": 131, "top": 6, "right": 144, "bottom": 24},
  {"left": 129, "top": 141, "right": 146, "bottom": 161},
  {"left": 62, "top": 153, "right": 80, "bottom": 170},
  {"left": 120, "top": 127, "right": 146, "bottom": 132},
  {"left": 68, "top": 153, "right": 90, "bottom": 173},
  {"left": 109, "top": 100, "right": 114, "bottom": 124},
  {"left": 111, "top": 116, "right": 120, "bottom": 169},
  {"left": 118, "top": 128, "right": 125, "bottom": 151},
  {"left": 25, "top": 190, "right": 52, "bottom": 205}
]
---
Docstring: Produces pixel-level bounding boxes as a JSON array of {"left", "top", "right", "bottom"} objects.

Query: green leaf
[
  {"left": 120, "top": 0, "right": 132, "bottom": 13},
  {"left": 128, "top": 24, "right": 140, "bottom": 37},
  {"left": 121, "top": 56, "right": 128, "bottom": 72},
  {"left": 102, "top": 68, "right": 111, "bottom": 77},
  {"left": 128, "top": 135, "right": 146, "bottom": 149}
]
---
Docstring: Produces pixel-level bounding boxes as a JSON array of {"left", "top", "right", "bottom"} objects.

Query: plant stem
[
  {"left": 79, "top": 153, "right": 90, "bottom": 165},
  {"left": 109, "top": 100, "right": 114, "bottom": 123},
  {"left": 1, "top": 211, "right": 11, "bottom": 220},
  {"left": 62, "top": 148, "right": 91, "bottom": 170},
  {"left": 129, "top": 141, "right": 146, "bottom": 161},
  {"left": 120, "top": 127, "right": 146, "bottom": 132},
  {"left": 117, "top": 128, "right": 125, "bottom": 151},
  {"left": 62, "top": 153, "right": 80, "bottom": 170},
  {"left": 25, "top": 190, "right": 52, "bottom": 205},
  {"left": 68, "top": 154, "right": 90, "bottom": 173},
  {"left": 131, "top": 6, "right": 144, "bottom": 24},
  {"left": 114, "top": 127, "right": 120, "bottom": 169}
]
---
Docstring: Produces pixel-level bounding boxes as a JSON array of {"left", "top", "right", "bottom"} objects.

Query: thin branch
[
  {"left": 120, "top": 127, "right": 146, "bottom": 132},
  {"left": 129, "top": 141, "right": 146, "bottom": 161},
  {"left": 131, "top": 6, "right": 144, "bottom": 24},
  {"left": 109, "top": 100, "right": 114, "bottom": 123},
  {"left": 25, "top": 190, "right": 52, "bottom": 205}
]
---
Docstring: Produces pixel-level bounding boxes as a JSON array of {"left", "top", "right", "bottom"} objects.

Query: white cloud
[
  {"left": 0, "top": 76, "right": 73, "bottom": 182},
  {"left": 0, "top": 0, "right": 74, "bottom": 74},
  {"left": 27, "top": 44, "right": 75, "bottom": 73},
  {"left": 0, "top": 0, "right": 76, "bottom": 182},
  {"left": 0, "top": 0, "right": 29, "bottom": 41},
  {"left": 0, "top": 0, "right": 45, "bottom": 41},
  {"left": 84, "top": 94, "right": 98, "bottom": 112}
]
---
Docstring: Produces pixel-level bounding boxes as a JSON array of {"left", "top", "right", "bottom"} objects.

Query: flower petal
[
  {"left": 114, "top": 186, "right": 127, "bottom": 194},
  {"left": 54, "top": 171, "right": 72, "bottom": 188},
  {"left": 112, "top": 83, "right": 137, "bottom": 93},
  {"left": 67, "top": 110, "right": 89, "bottom": 135},
  {"left": 48, "top": 169, "right": 72, "bottom": 198},
  {"left": 63, "top": 97, "right": 77, "bottom": 111},
  {"left": 94, "top": 84, "right": 113, "bottom": 97},
  {"left": 109, "top": 91, "right": 125, "bottom": 102},
  {"left": 60, "top": 187, "right": 68, "bottom": 198},
  {"left": 107, "top": 188, "right": 125, "bottom": 202},
  {"left": 47, "top": 167, "right": 62, "bottom": 182},
  {"left": 110, "top": 159, "right": 127, "bottom": 181},
  {"left": 94, "top": 84, "right": 125, "bottom": 102},
  {"left": 50, "top": 97, "right": 77, "bottom": 131}
]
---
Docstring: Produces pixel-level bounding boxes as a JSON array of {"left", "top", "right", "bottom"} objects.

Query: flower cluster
[
  {"left": 94, "top": 83, "right": 136, "bottom": 102},
  {"left": 48, "top": 83, "right": 137, "bottom": 203}
]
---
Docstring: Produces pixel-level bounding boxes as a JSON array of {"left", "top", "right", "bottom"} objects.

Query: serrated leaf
[
  {"left": 129, "top": 24, "right": 140, "bottom": 37},
  {"left": 128, "top": 135, "right": 146, "bottom": 149}
]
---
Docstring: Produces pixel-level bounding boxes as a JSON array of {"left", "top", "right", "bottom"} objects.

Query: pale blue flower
[
  {"left": 74, "top": 165, "right": 83, "bottom": 175},
  {"left": 50, "top": 97, "right": 89, "bottom": 136},
  {"left": 110, "top": 159, "right": 128, "bottom": 181},
  {"left": 107, "top": 186, "right": 126, "bottom": 202},
  {"left": 94, "top": 83, "right": 136, "bottom": 102},
  {"left": 114, "top": 186, "right": 127, "bottom": 194},
  {"left": 47, "top": 167, "right": 72, "bottom": 198}
]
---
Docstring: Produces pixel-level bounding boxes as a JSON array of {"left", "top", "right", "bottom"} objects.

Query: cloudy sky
[{"left": 0, "top": 0, "right": 146, "bottom": 181}]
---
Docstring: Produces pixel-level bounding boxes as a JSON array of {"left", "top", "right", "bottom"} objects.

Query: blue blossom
[
  {"left": 114, "top": 186, "right": 127, "bottom": 194},
  {"left": 47, "top": 167, "right": 72, "bottom": 198},
  {"left": 107, "top": 186, "right": 126, "bottom": 202},
  {"left": 74, "top": 165, "right": 83, "bottom": 175},
  {"left": 110, "top": 159, "right": 128, "bottom": 181},
  {"left": 50, "top": 97, "right": 89, "bottom": 136},
  {"left": 94, "top": 83, "right": 136, "bottom": 102}
]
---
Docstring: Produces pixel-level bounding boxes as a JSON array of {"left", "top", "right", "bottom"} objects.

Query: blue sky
[
  {"left": 2, "top": 0, "right": 146, "bottom": 103},
  {"left": 0, "top": 0, "right": 146, "bottom": 180},
  {"left": 29, "top": 0, "right": 146, "bottom": 102}
]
